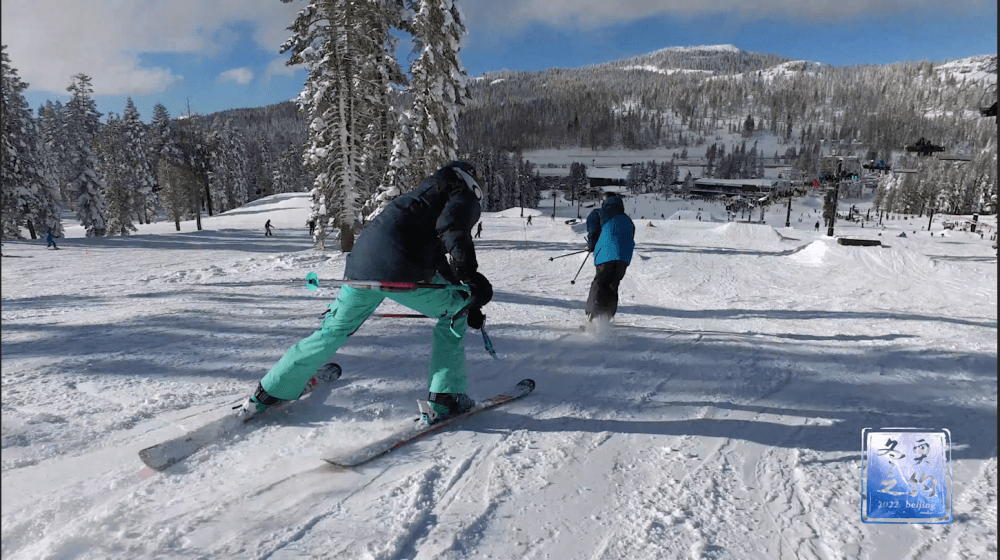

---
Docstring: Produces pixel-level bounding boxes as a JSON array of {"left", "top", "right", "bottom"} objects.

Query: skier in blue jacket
[
  {"left": 585, "top": 192, "right": 635, "bottom": 321},
  {"left": 236, "top": 162, "right": 492, "bottom": 423}
]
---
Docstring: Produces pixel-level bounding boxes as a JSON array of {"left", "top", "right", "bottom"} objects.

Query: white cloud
[
  {"left": 1, "top": 0, "right": 302, "bottom": 95},
  {"left": 463, "top": 0, "right": 987, "bottom": 32},
  {"left": 218, "top": 67, "right": 254, "bottom": 85},
  {"left": 263, "top": 57, "right": 303, "bottom": 81}
]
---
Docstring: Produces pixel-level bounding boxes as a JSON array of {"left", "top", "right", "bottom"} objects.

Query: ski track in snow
[{"left": 2, "top": 193, "right": 996, "bottom": 560}]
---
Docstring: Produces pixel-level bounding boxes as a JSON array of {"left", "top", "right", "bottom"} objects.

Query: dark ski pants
[{"left": 586, "top": 261, "right": 628, "bottom": 319}]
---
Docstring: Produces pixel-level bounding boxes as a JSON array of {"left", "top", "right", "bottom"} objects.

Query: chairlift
[
  {"left": 904, "top": 137, "right": 945, "bottom": 157},
  {"left": 936, "top": 152, "right": 973, "bottom": 162},
  {"left": 936, "top": 139, "right": 976, "bottom": 163},
  {"left": 891, "top": 155, "right": 919, "bottom": 174},
  {"left": 863, "top": 160, "right": 890, "bottom": 171},
  {"left": 980, "top": 84, "right": 997, "bottom": 118}
]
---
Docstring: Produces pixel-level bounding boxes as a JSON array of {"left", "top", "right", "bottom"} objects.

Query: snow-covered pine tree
[
  {"left": 1, "top": 46, "right": 63, "bottom": 240},
  {"left": 64, "top": 73, "right": 108, "bottom": 236},
  {"left": 743, "top": 114, "right": 754, "bottom": 138},
  {"left": 281, "top": 0, "right": 406, "bottom": 251},
  {"left": 37, "top": 101, "right": 73, "bottom": 208},
  {"left": 682, "top": 171, "right": 694, "bottom": 196},
  {"left": 97, "top": 113, "right": 137, "bottom": 236},
  {"left": 121, "top": 98, "right": 158, "bottom": 224},
  {"left": 207, "top": 118, "right": 250, "bottom": 212},
  {"left": 358, "top": 5, "right": 408, "bottom": 220},
  {"left": 969, "top": 139, "right": 997, "bottom": 215},
  {"left": 149, "top": 103, "right": 172, "bottom": 173},
  {"left": 153, "top": 106, "right": 207, "bottom": 230},
  {"left": 874, "top": 172, "right": 901, "bottom": 213},
  {"left": 1, "top": 45, "right": 30, "bottom": 238},
  {"left": 367, "top": 108, "right": 412, "bottom": 221},
  {"left": 157, "top": 157, "right": 197, "bottom": 231},
  {"left": 625, "top": 163, "right": 641, "bottom": 195},
  {"left": 407, "top": 0, "right": 470, "bottom": 182},
  {"left": 569, "top": 162, "right": 587, "bottom": 203},
  {"left": 273, "top": 142, "right": 305, "bottom": 195}
]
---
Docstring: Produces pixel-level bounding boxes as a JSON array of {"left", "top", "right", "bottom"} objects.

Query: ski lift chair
[
  {"left": 980, "top": 84, "right": 997, "bottom": 120},
  {"left": 938, "top": 140, "right": 976, "bottom": 163},
  {"left": 904, "top": 137, "right": 945, "bottom": 157}
]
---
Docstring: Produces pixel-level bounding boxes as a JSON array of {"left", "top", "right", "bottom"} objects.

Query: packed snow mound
[
  {"left": 787, "top": 238, "right": 940, "bottom": 279},
  {"left": 489, "top": 207, "right": 545, "bottom": 218},
  {"left": 787, "top": 240, "right": 831, "bottom": 266},
  {"left": 713, "top": 222, "right": 784, "bottom": 245},
  {"left": 667, "top": 210, "right": 725, "bottom": 222}
]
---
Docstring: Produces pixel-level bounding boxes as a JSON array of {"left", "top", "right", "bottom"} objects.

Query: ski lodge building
[
  {"left": 689, "top": 178, "right": 789, "bottom": 199},
  {"left": 586, "top": 166, "right": 629, "bottom": 189}
]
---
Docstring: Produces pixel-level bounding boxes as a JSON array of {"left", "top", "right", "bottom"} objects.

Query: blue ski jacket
[
  {"left": 586, "top": 196, "right": 635, "bottom": 266},
  {"left": 345, "top": 163, "right": 482, "bottom": 283}
]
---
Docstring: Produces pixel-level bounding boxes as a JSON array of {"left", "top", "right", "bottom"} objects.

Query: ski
[
  {"left": 322, "top": 378, "right": 535, "bottom": 468},
  {"left": 138, "top": 363, "right": 341, "bottom": 471}
]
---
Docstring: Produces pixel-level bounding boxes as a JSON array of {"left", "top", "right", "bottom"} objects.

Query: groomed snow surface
[{"left": 2, "top": 192, "right": 996, "bottom": 560}]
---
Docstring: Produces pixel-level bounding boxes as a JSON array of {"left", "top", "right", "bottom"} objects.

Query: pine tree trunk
[
  {"left": 174, "top": 218, "right": 180, "bottom": 231},
  {"left": 203, "top": 179, "right": 214, "bottom": 217},
  {"left": 192, "top": 188, "right": 202, "bottom": 231},
  {"left": 339, "top": 220, "right": 354, "bottom": 253}
]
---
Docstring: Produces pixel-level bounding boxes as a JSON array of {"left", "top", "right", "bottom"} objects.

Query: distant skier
[
  {"left": 526, "top": 215, "right": 533, "bottom": 226},
  {"left": 264, "top": 220, "right": 273, "bottom": 236},
  {"left": 814, "top": 221, "right": 820, "bottom": 231},
  {"left": 45, "top": 230, "right": 59, "bottom": 250},
  {"left": 307, "top": 219, "right": 315, "bottom": 236},
  {"left": 475, "top": 221, "right": 483, "bottom": 238},
  {"left": 585, "top": 192, "right": 635, "bottom": 322},
  {"left": 236, "top": 162, "right": 492, "bottom": 424}
]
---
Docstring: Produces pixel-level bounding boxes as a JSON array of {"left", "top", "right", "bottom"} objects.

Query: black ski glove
[
  {"left": 466, "top": 306, "right": 486, "bottom": 330},
  {"left": 464, "top": 271, "right": 493, "bottom": 308}
]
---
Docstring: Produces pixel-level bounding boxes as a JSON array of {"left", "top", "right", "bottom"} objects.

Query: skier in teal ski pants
[{"left": 237, "top": 162, "right": 493, "bottom": 421}]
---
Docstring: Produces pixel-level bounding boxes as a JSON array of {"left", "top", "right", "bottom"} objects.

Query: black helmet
[
  {"left": 446, "top": 161, "right": 483, "bottom": 201},
  {"left": 602, "top": 191, "right": 618, "bottom": 200}
]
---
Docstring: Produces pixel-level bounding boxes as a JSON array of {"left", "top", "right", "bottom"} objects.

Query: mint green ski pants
[{"left": 260, "top": 284, "right": 470, "bottom": 401}]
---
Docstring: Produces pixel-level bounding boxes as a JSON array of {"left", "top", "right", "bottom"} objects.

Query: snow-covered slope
[
  {"left": 2, "top": 192, "right": 996, "bottom": 559},
  {"left": 935, "top": 54, "right": 998, "bottom": 84}
]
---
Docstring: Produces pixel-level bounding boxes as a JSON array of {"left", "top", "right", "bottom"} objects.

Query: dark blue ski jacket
[
  {"left": 345, "top": 164, "right": 481, "bottom": 283},
  {"left": 586, "top": 196, "right": 635, "bottom": 266}
]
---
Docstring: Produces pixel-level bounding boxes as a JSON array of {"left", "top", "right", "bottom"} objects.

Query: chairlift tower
[{"left": 825, "top": 182, "right": 840, "bottom": 238}]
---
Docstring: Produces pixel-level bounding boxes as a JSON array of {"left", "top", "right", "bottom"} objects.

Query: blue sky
[{"left": 2, "top": 0, "right": 995, "bottom": 123}]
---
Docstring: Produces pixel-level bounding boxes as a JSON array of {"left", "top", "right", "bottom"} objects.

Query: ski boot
[
  {"left": 233, "top": 364, "right": 341, "bottom": 421},
  {"left": 419, "top": 392, "right": 475, "bottom": 425},
  {"left": 233, "top": 382, "right": 283, "bottom": 421}
]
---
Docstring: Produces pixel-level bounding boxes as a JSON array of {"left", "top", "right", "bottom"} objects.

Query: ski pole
[
  {"left": 305, "top": 272, "right": 469, "bottom": 292},
  {"left": 570, "top": 251, "right": 591, "bottom": 285},
  {"left": 481, "top": 324, "right": 499, "bottom": 360},
  {"left": 548, "top": 249, "right": 589, "bottom": 261}
]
